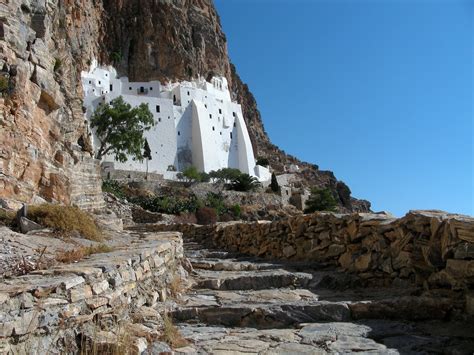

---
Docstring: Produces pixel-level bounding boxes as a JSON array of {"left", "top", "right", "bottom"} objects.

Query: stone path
[{"left": 168, "top": 241, "right": 474, "bottom": 354}]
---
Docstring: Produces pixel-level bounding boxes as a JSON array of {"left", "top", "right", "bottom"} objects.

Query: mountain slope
[{"left": 0, "top": 0, "right": 369, "bottom": 212}]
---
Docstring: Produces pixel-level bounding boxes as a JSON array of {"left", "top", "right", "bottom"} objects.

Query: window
[
  {"left": 219, "top": 108, "right": 222, "bottom": 114},
  {"left": 173, "top": 95, "right": 177, "bottom": 103},
  {"left": 129, "top": 87, "right": 132, "bottom": 90},
  {"left": 168, "top": 116, "right": 171, "bottom": 119},
  {"left": 140, "top": 87, "right": 145, "bottom": 93},
  {"left": 212, "top": 126, "right": 215, "bottom": 131},
  {"left": 232, "top": 112, "right": 236, "bottom": 117},
  {"left": 156, "top": 105, "right": 160, "bottom": 113},
  {"left": 209, "top": 114, "right": 212, "bottom": 119},
  {"left": 109, "top": 84, "right": 113, "bottom": 91},
  {"left": 220, "top": 132, "right": 222, "bottom": 135},
  {"left": 98, "top": 81, "right": 101, "bottom": 85},
  {"left": 205, "top": 104, "right": 207, "bottom": 108},
  {"left": 105, "top": 73, "right": 108, "bottom": 77},
  {"left": 187, "top": 91, "right": 190, "bottom": 96},
  {"left": 150, "top": 87, "right": 153, "bottom": 91},
  {"left": 89, "top": 80, "right": 92, "bottom": 84},
  {"left": 233, "top": 122, "right": 236, "bottom": 127},
  {"left": 230, "top": 132, "right": 233, "bottom": 139},
  {"left": 178, "top": 131, "right": 181, "bottom": 136},
  {"left": 158, "top": 118, "right": 161, "bottom": 122}
]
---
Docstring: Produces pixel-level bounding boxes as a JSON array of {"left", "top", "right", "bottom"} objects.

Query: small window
[
  {"left": 98, "top": 81, "right": 101, "bottom": 85},
  {"left": 89, "top": 80, "right": 92, "bottom": 84},
  {"left": 233, "top": 122, "right": 236, "bottom": 127},
  {"left": 230, "top": 132, "right": 233, "bottom": 139},
  {"left": 220, "top": 132, "right": 222, "bottom": 135},
  {"left": 187, "top": 91, "right": 190, "bottom": 96},
  {"left": 168, "top": 116, "right": 171, "bottom": 119},
  {"left": 232, "top": 112, "right": 236, "bottom": 117},
  {"left": 140, "top": 87, "right": 144, "bottom": 93},
  {"left": 188, "top": 100, "right": 190, "bottom": 103},
  {"left": 158, "top": 118, "right": 161, "bottom": 122},
  {"left": 212, "top": 126, "right": 215, "bottom": 131},
  {"left": 109, "top": 84, "right": 113, "bottom": 91},
  {"left": 178, "top": 131, "right": 181, "bottom": 136},
  {"left": 286, "top": 190, "right": 289, "bottom": 196},
  {"left": 209, "top": 114, "right": 212, "bottom": 119},
  {"left": 156, "top": 105, "right": 160, "bottom": 113},
  {"left": 105, "top": 73, "right": 108, "bottom": 77},
  {"left": 205, "top": 104, "right": 207, "bottom": 108},
  {"left": 219, "top": 108, "right": 222, "bottom": 114},
  {"left": 150, "top": 87, "right": 153, "bottom": 91},
  {"left": 129, "top": 87, "right": 132, "bottom": 90}
]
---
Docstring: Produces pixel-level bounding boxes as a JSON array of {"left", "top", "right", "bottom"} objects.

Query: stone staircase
[{"left": 168, "top": 241, "right": 474, "bottom": 354}]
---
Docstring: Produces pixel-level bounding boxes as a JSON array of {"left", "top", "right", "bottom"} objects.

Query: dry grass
[
  {"left": 169, "top": 274, "right": 186, "bottom": 299},
  {"left": 28, "top": 204, "right": 102, "bottom": 241},
  {"left": 160, "top": 313, "right": 188, "bottom": 349},
  {"left": 56, "top": 244, "right": 114, "bottom": 263},
  {"left": 0, "top": 208, "right": 15, "bottom": 226}
]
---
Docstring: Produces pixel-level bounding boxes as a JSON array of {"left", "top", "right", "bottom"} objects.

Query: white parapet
[{"left": 81, "top": 62, "right": 269, "bottom": 181}]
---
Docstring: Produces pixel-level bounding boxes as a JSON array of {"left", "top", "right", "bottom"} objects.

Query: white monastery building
[{"left": 81, "top": 61, "right": 271, "bottom": 181}]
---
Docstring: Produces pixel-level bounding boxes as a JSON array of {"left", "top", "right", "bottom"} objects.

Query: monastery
[{"left": 81, "top": 62, "right": 271, "bottom": 181}]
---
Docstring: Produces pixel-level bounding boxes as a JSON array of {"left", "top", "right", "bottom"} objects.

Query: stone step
[
  {"left": 190, "top": 257, "right": 282, "bottom": 272},
  {"left": 175, "top": 320, "right": 474, "bottom": 355},
  {"left": 171, "top": 291, "right": 455, "bottom": 329},
  {"left": 194, "top": 269, "right": 312, "bottom": 291}
]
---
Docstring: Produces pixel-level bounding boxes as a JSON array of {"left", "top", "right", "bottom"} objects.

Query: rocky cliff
[
  {"left": 0, "top": 0, "right": 369, "bottom": 212},
  {"left": 0, "top": 0, "right": 104, "bottom": 209}
]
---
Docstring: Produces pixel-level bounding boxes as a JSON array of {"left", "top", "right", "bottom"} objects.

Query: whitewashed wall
[{"left": 81, "top": 62, "right": 270, "bottom": 181}]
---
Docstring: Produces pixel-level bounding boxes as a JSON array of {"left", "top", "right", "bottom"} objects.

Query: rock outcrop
[{"left": 0, "top": 0, "right": 104, "bottom": 209}]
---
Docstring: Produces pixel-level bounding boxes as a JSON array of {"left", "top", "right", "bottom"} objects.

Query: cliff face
[
  {"left": 0, "top": 0, "right": 104, "bottom": 209},
  {"left": 0, "top": 0, "right": 369, "bottom": 212}
]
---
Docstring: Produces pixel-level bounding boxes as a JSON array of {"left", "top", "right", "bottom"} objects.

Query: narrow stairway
[{"left": 168, "top": 241, "right": 474, "bottom": 354}]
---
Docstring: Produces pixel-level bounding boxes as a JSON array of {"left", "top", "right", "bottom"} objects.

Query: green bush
[
  {"left": 102, "top": 180, "right": 126, "bottom": 199},
  {"left": 131, "top": 195, "right": 201, "bottom": 215},
  {"left": 53, "top": 58, "right": 62, "bottom": 72},
  {"left": 230, "top": 174, "right": 262, "bottom": 192},
  {"left": 28, "top": 204, "right": 102, "bottom": 241},
  {"left": 0, "top": 208, "right": 15, "bottom": 226},
  {"left": 231, "top": 204, "right": 241, "bottom": 218},
  {"left": 256, "top": 157, "right": 269, "bottom": 167},
  {"left": 270, "top": 172, "right": 280, "bottom": 193},
  {"left": 304, "top": 187, "right": 338, "bottom": 213},
  {"left": 0, "top": 75, "right": 9, "bottom": 94}
]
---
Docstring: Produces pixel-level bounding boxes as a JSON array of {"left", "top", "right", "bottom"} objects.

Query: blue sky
[{"left": 214, "top": 0, "right": 473, "bottom": 216}]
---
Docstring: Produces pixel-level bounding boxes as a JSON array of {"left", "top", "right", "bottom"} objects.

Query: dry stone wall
[
  {"left": 0, "top": 231, "right": 184, "bottom": 353},
  {"left": 143, "top": 210, "right": 474, "bottom": 306}
]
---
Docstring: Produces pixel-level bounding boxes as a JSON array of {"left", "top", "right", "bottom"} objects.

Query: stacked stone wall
[
  {"left": 142, "top": 210, "right": 474, "bottom": 306},
  {"left": 0, "top": 232, "right": 183, "bottom": 353}
]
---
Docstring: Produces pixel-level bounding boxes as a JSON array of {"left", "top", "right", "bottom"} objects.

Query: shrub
[
  {"left": 196, "top": 207, "right": 217, "bottom": 225},
  {"left": 130, "top": 195, "right": 200, "bottom": 215},
  {"left": 175, "top": 212, "right": 197, "bottom": 224},
  {"left": 55, "top": 244, "right": 113, "bottom": 263},
  {"left": 230, "top": 174, "right": 262, "bottom": 192},
  {"left": 270, "top": 172, "right": 280, "bottom": 193},
  {"left": 304, "top": 187, "right": 338, "bottom": 213},
  {"left": 28, "top": 204, "right": 102, "bottom": 241},
  {"left": 231, "top": 204, "right": 241, "bottom": 218},
  {"left": 204, "top": 192, "right": 226, "bottom": 215},
  {"left": 256, "top": 157, "right": 269, "bottom": 167},
  {"left": 161, "top": 314, "right": 188, "bottom": 348},
  {"left": 0, "top": 208, "right": 15, "bottom": 226},
  {"left": 0, "top": 75, "right": 8, "bottom": 94},
  {"left": 182, "top": 166, "right": 201, "bottom": 182},
  {"left": 102, "top": 179, "right": 126, "bottom": 199},
  {"left": 53, "top": 58, "right": 62, "bottom": 72}
]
